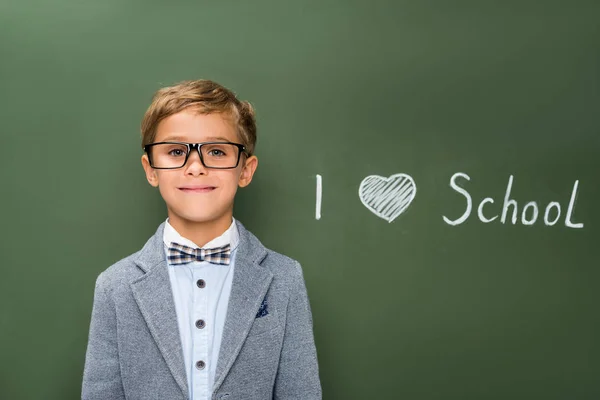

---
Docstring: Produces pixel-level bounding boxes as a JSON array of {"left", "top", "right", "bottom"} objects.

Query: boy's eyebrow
[
  {"left": 203, "top": 136, "right": 232, "bottom": 142},
  {"left": 160, "top": 135, "right": 232, "bottom": 142}
]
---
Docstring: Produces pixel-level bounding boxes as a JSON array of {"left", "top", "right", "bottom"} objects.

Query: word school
[{"left": 443, "top": 172, "right": 583, "bottom": 228}]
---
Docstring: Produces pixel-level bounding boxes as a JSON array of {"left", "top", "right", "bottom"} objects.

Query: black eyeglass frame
[{"left": 144, "top": 141, "right": 248, "bottom": 170}]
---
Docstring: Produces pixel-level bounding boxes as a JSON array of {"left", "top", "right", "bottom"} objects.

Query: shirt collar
[{"left": 162, "top": 217, "right": 239, "bottom": 251}]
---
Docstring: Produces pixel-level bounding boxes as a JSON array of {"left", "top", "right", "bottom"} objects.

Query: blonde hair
[{"left": 141, "top": 79, "right": 257, "bottom": 155}]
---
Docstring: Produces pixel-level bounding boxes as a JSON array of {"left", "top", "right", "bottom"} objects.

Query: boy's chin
[{"left": 168, "top": 208, "right": 233, "bottom": 226}]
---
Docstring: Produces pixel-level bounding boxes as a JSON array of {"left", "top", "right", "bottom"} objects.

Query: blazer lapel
[
  {"left": 213, "top": 221, "right": 274, "bottom": 392},
  {"left": 129, "top": 223, "right": 189, "bottom": 399}
]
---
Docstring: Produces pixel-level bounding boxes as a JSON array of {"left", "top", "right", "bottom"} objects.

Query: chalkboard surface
[{"left": 1, "top": 1, "right": 599, "bottom": 399}]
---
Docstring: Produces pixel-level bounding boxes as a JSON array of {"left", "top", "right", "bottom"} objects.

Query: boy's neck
[{"left": 167, "top": 211, "right": 234, "bottom": 248}]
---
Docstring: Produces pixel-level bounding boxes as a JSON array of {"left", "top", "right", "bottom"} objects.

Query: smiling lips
[{"left": 178, "top": 185, "right": 216, "bottom": 193}]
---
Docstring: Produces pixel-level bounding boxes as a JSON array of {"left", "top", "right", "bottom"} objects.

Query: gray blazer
[{"left": 82, "top": 221, "right": 322, "bottom": 400}]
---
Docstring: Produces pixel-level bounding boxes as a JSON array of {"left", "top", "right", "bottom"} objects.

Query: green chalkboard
[{"left": 1, "top": 1, "right": 599, "bottom": 399}]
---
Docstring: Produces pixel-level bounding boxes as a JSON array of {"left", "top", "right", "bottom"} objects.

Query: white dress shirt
[{"left": 163, "top": 218, "right": 239, "bottom": 400}]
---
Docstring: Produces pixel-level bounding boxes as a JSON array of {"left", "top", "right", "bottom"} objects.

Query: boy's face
[{"left": 141, "top": 109, "right": 258, "bottom": 231}]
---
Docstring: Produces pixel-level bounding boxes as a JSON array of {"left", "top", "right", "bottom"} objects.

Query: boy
[{"left": 82, "top": 80, "right": 322, "bottom": 400}]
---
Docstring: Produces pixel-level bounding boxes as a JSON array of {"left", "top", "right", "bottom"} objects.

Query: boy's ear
[
  {"left": 238, "top": 155, "right": 258, "bottom": 188},
  {"left": 141, "top": 154, "right": 159, "bottom": 187}
]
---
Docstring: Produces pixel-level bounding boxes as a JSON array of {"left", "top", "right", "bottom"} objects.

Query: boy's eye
[
  {"left": 207, "top": 149, "right": 226, "bottom": 157},
  {"left": 166, "top": 146, "right": 187, "bottom": 157},
  {"left": 204, "top": 146, "right": 228, "bottom": 157}
]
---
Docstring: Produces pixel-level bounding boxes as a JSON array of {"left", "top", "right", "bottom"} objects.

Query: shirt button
[
  {"left": 196, "top": 360, "right": 206, "bottom": 370},
  {"left": 195, "top": 319, "right": 206, "bottom": 329},
  {"left": 196, "top": 279, "right": 206, "bottom": 288}
]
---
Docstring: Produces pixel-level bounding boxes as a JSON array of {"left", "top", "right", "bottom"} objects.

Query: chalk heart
[{"left": 359, "top": 173, "right": 417, "bottom": 223}]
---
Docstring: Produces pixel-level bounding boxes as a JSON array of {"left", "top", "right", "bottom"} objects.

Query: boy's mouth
[{"left": 178, "top": 185, "right": 216, "bottom": 193}]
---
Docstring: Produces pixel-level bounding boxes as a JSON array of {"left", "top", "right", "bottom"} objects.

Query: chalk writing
[
  {"left": 443, "top": 172, "right": 584, "bottom": 228},
  {"left": 358, "top": 173, "right": 417, "bottom": 223},
  {"left": 316, "top": 174, "right": 322, "bottom": 220}
]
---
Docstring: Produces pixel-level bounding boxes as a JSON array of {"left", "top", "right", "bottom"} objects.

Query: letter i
[{"left": 316, "top": 174, "right": 322, "bottom": 220}]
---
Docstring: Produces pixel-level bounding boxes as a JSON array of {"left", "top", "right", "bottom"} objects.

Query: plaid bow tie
[{"left": 167, "top": 242, "right": 231, "bottom": 265}]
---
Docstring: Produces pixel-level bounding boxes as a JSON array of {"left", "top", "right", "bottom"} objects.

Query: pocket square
[{"left": 255, "top": 297, "right": 269, "bottom": 318}]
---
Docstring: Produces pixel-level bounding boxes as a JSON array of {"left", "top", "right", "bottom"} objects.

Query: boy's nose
[{"left": 185, "top": 149, "right": 208, "bottom": 175}]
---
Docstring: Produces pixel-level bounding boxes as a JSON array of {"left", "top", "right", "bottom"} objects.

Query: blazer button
[
  {"left": 196, "top": 360, "right": 206, "bottom": 370},
  {"left": 196, "top": 279, "right": 206, "bottom": 288},
  {"left": 195, "top": 319, "right": 206, "bottom": 329}
]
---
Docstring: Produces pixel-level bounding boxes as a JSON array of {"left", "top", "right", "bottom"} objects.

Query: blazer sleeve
[
  {"left": 81, "top": 272, "right": 126, "bottom": 400},
  {"left": 273, "top": 261, "right": 322, "bottom": 399}
]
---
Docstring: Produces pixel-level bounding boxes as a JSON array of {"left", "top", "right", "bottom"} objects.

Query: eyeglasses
[{"left": 144, "top": 141, "right": 247, "bottom": 169}]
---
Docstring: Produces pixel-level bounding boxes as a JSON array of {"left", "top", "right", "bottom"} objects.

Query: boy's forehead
[{"left": 154, "top": 110, "right": 238, "bottom": 142}]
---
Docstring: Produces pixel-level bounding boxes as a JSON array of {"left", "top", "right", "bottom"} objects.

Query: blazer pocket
[{"left": 247, "top": 306, "right": 280, "bottom": 338}]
